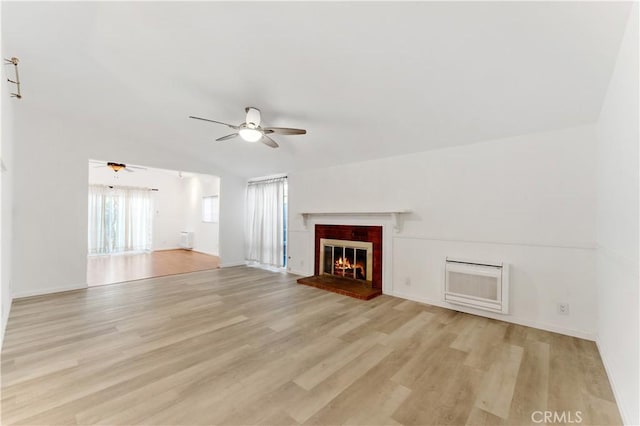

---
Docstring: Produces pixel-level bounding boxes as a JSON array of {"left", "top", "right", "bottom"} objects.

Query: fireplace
[{"left": 298, "top": 224, "right": 383, "bottom": 300}]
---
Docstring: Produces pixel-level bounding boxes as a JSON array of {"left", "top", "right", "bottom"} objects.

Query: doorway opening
[{"left": 87, "top": 160, "right": 220, "bottom": 286}]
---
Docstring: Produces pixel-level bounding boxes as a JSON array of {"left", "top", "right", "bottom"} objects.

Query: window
[
  {"left": 202, "top": 195, "right": 219, "bottom": 223},
  {"left": 245, "top": 176, "right": 287, "bottom": 267}
]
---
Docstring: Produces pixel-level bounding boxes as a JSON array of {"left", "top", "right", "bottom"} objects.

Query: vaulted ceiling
[{"left": 2, "top": 1, "right": 633, "bottom": 177}]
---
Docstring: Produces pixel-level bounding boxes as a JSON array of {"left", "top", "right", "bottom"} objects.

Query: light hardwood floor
[
  {"left": 87, "top": 249, "right": 220, "bottom": 287},
  {"left": 2, "top": 267, "right": 621, "bottom": 425}
]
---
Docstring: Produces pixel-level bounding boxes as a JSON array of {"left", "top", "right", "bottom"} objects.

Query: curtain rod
[
  {"left": 247, "top": 176, "right": 287, "bottom": 185},
  {"left": 103, "top": 185, "right": 159, "bottom": 191},
  {"left": 108, "top": 186, "right": 159, "bottom": 191}
]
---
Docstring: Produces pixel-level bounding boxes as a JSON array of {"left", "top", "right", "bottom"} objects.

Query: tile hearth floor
[{"left": 297, "top": 274, "right": 383, "bottom": 300}]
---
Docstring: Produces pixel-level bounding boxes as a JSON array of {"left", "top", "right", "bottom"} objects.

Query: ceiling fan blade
[
  {"left": 127, "top": 166, "right": 147, "bottom": 170},
  {"left": 92, "top": 165, "right": 107, "bottom": 168},
  {"left": 261, "top": 135, "right": 279, "bottom": 148},
  {"left": 189, "top": 116, "right": 239, "bottom": 130},
  {"left": 124, "top": 168, "right": 135, "bottom": 173},
  {"left": 216, "top": 133, "right": 239, "bottom": 142},
  {"left": 245, "top": 107, "right": 261, "bottom": 127},
  {"left": 263, "top": 127, "right": 306, "bottom": 135}
]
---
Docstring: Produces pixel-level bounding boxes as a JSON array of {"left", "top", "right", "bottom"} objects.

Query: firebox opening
[{"left": 319, "top": 238, "right": 373, "bottom": 283}]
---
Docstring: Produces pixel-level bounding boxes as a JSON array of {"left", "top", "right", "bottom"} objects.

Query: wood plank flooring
[
  {"left": 2, "top": 266, "right": 621, "bottom": 425},
  {"left": 86, "top": 249, "right": 220, "bottom": 286}
]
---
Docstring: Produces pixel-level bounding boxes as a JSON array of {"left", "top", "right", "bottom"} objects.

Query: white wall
[
  {"left": 1, "top": 31, "right": 16, "bottom": 346},
  {"left": 595, "top": 5, "right": 639, "bottom": 425},
  {"left": 288, "top": 124, "right": 598, "bottom": 339},
  {"left": 182, "top": 174, "right": 221, "bottom": 256},
  {"left": 218, "top": 174, "right": 247, "bottom": 267}
]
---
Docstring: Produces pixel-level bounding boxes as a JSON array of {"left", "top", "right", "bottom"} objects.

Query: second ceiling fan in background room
[
  {"left": 190, "top": 107, "right": 307, "bottom": 148},
  {"left": 90, "top": 160, "right": 147, "bottom": 173}
]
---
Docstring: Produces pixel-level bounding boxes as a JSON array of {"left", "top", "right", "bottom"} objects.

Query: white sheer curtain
[
  {"left": 88, "top": 184, "right": 153, "bottom": 255},
  {"left": 245, "top": 177, "right": 286, "bottom": 267}
]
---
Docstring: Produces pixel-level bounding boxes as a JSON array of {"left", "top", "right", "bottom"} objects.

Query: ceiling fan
[
  {"left": 189, "top": 107, "right": 306, "bottom": 148},
  {"left": 90, "top": 161, "right": 147, "bottom": 173}
]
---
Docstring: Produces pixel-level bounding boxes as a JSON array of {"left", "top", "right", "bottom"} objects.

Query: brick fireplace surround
[{"left": 297, "top": 224, "right": 383, "bottom": 300}]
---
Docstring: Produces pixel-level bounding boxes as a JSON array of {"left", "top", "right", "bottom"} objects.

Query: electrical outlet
[
  {"left": 558, "top": 303, "right": 570, "bottom": 315},
  {"left": 404, "top": 277, "right": 411, "bottom": 286}
]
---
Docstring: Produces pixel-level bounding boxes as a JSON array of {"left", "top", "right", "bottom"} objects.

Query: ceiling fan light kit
[
  {"left": 189, "top": 107, "right": 307, "bottom": 149},
  {"left": 239, "top": 128, "right": 262, "bottom": 142}
]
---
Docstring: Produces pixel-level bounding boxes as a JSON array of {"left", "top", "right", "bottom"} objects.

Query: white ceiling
[{"left": 2, "top": 1, "right": 633, "bottom": 178}]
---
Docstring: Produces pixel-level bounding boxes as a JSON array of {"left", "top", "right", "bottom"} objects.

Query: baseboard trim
[
  {"left": 192, "top": 249, "right": 219, "bottom": 257},
  {"left": 220, "top": 260, "right": 248, "bottom": 268},
  {"left": 1, "top": 295, "right": 12, "bottom": 351},
  {"left": 388, "top": 290, "right": 596, "bottom": 341},
  {"left": 596, "top": 338, "right": 631, "bottom": 425},
  {"left": 13, "top": 284, "right": 87, "bottom": 299},
  {"left": 287, "top": 268, "right": 306, "bottom": 277}
]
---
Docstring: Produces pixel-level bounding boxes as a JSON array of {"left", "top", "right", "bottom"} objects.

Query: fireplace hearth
[{"left": 297, "top": 224, "right": 383, "bottom": 300}]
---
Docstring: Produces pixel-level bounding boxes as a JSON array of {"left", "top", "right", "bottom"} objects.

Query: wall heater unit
[
  {"left": 444, "top": 257, "right": 509, "bottom": 314},
  {"left": 180, "top": 231, "right": 194, "bottom": 250}
]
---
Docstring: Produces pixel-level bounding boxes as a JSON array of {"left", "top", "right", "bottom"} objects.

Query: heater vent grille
[
  {"left": 448, "top": 272, "right": 498, "bottom": 301},
  {"left": 444, "top": 258, "right": 509, "bottom": 314}
]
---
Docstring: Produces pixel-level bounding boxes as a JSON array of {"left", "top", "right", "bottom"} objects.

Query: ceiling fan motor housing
[{"left": 245, "top": 107, "right": 261, "bottom": 128}]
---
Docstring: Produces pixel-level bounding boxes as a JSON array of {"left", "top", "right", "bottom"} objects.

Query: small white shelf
[{"left": 300, "top": 210, "right": 410, "bottom": 232}]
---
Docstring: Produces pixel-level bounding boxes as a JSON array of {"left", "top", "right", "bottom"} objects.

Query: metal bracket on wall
[{"left": 4, "top": 57, "right": 22, "bottom": 99}]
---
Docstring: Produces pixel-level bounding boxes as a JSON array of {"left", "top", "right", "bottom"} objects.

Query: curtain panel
[
  {"left": 88, "top": 184, "right": 154, "bottom": 255},
  {"left": 245, "top": 177, "right": 286, "bottom": 267}
]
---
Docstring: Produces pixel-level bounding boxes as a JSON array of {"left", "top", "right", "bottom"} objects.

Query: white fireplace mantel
[{"left": 300, "top": 210, "right": 410, "bottom": 232}]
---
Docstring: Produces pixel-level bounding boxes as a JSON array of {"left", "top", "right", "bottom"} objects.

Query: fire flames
[
  {"left": 334, "top": 257, "right": 365, "bottom": 279},
  {"left": 335, "top": 257, "right": 351, "bottom": 269}
]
